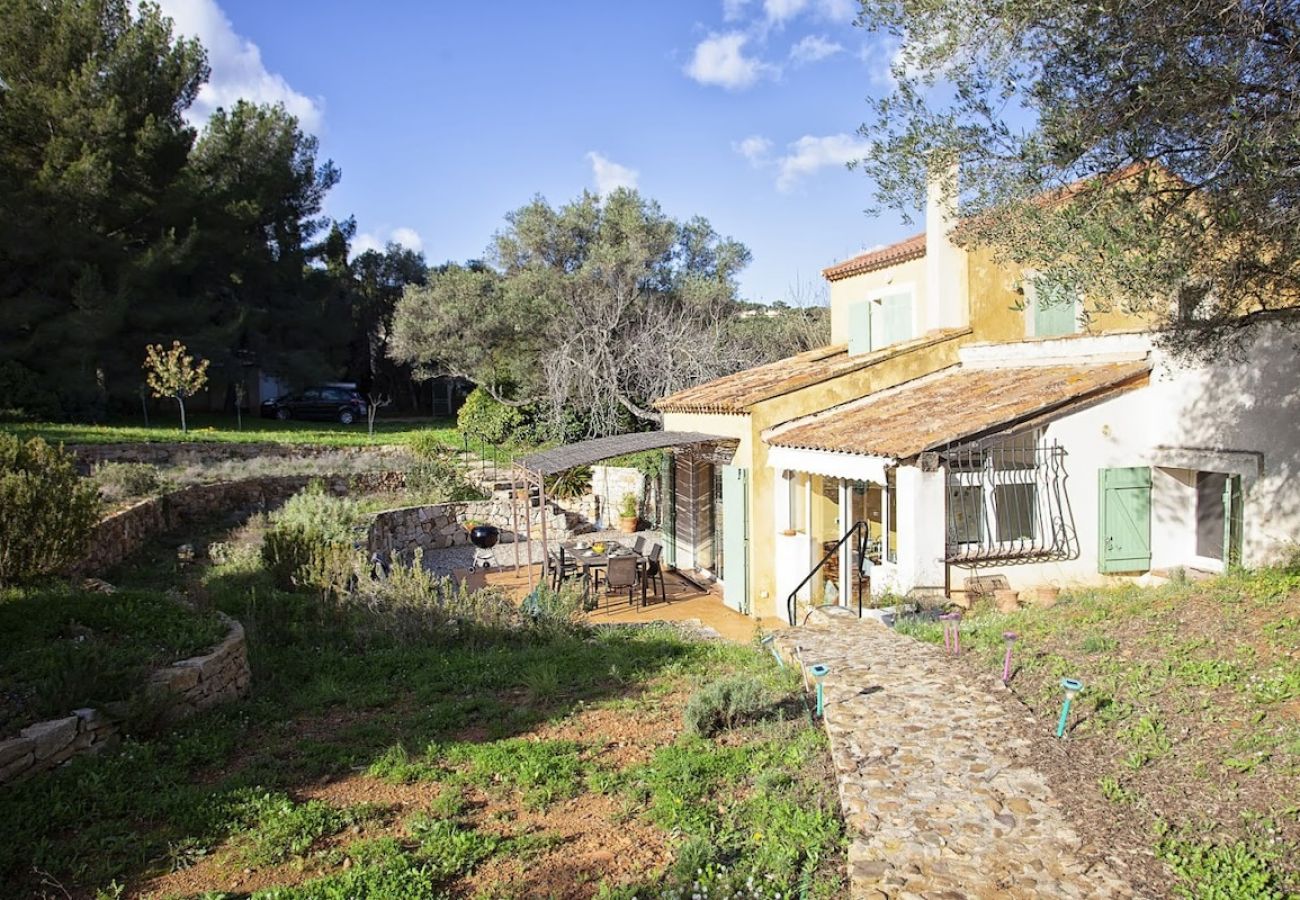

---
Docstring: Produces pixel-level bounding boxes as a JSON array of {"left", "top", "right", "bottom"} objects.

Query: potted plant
[{"left": 617, "top": 492, "right": 639, "bottom": 533}]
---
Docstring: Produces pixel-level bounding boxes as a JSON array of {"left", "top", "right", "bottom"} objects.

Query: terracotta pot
[
  {"left": 994, "top": 589, "right": 1021, "bottom": 614},
  {"left": 1028, "top": 586, "right": 1060, "bottom": 609},
  {"left": 619, "top": 515, "right": 639, "bottom": 534}
]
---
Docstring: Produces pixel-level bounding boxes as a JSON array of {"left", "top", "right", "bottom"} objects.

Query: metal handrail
[{"left": 786, "top": 520, "right": 871, "bottom": 625}]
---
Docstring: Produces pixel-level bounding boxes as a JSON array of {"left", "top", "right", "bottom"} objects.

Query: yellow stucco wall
[{"left": 828, "top": 256, "right": 928, "bottom": 344}]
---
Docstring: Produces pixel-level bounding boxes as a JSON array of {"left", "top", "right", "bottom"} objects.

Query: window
[
  {"left": 848, "top": 300, "right": 871, "bottom": 355},
  {"left": 993, "top": 483, "right": 1037, "bottom": 541},
  {"left": 948, "top": 485, "right": 984, "bottom": 544},
  {"left": 1028, "top": 275, "right": 1079, "bottom": 338}
]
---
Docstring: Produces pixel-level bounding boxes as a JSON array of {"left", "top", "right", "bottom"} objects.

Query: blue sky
[{"left": 158, "top": 0, "right": 916, "bottom": 305}]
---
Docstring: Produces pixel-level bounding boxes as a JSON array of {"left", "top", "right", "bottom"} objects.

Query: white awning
[{"left": 766, "top": 445, "right": 892, "bottom": 483}]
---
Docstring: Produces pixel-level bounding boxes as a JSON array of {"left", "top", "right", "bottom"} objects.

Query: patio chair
[
  {"left": 451, "top": 567, "right": 487, "bottom": 592},
  {"left": 631, "top": 534, "right": 648, "bottom": 556},
  {"left": 596, "top": 555, "right": 640, "bottom": 609},
  {"left": 548, "top": 547, "right": 582, "bottom": 591},
  {"left": 642, "top": 543, "right": 666, "bottom": 602}
]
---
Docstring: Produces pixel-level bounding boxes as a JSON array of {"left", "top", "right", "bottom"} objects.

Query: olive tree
[{"left": 854, "top": 0, "right": 1300, "bottom": 355}]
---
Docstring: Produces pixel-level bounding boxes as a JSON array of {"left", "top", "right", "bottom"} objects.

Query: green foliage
[
  {"left": 261, "top": 483, "right": 360, "bottom": 592},
  {"left": 683, "top": 675, "right": 773, "bottom": 737},
  {"left": 92, "top": 462, "right": 166, "bottom": 504},
  {"left": 617, "top": 491, "right": 639, "bottom": 520},
  {"left": 406, "top": 813, "right": 500, "bottom": 878},
  {"left": 252, "top": 858, "right": 448, "bottom": 900},
  {"left": 0, "top": 435, "right": 102, "bottom": 584},
  {"left": 231, "top": 793, "right": 387, "bottom": 866},
  {"left": 1, "top": 415, "right": 460, "bottom": 448},
  {"left": 0, "top": 583, "right": 226, "bottom": 735},
  {"left": 403, "top": 450, "right": 487, "bottom": 503},
  {"left": 544, "top": 465, "right": 591, "bottom": 500},
  {"left": 456, "top": 387, "right": 528, "bottom": 445},
  {"left": 406, "top": 429, "right": 454, "bottom": 459},
  {"left": 1156, "top": 828, "right": 1290, "bottom": 900},
  {"left": 0, "top": 361, "right": 60, "bottom": 421}
]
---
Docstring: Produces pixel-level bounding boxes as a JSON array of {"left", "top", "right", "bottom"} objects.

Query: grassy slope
[
  {"left": 0, "top": 413, "right": 461, "bottom": 448},
  {"left": 899, "top": 567, "right": 1300, "bottom": 899},
  {"left": 0, "top": 520, "right": 845, "bottom": 899}
]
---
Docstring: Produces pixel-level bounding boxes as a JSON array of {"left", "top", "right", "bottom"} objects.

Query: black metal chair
[
  {"left": 642, "top": 543, "right": 666, "bottom": 601},
  {"left": 549, "top": 547, "right": 582, "bottom": 591},
  {"left": 631, "top": 534, "right": 648, "bottom": 556},
  {"left": 597, "top": 555, "right": 640, "bottom": 608}
]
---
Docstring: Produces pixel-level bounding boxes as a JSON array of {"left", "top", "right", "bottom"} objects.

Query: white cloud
[
  {"left": 722, "top": 0, "right": 752, "bottom": 21},
  {"left": 763, "top": 0, "right": 809, "bottom": 24},
  {"left": 815, "top": 0, "right": 857, "bottom": 23},
  {"left": 155, "top": 0, "right": 323, "bottom": 132},
  {"left": 684, "top": 32, "right": 773, "bottom": 90},
  {"left": 733, "top": 135, "right": 773, "bottom": 166},
  {"left": 789, "top": 34, "right": 843, "bottom": 66},
  {"left": 586, "top": 152, "right": 640, "bottom": 195},
  {"left": 775, "top": 133, "right": 872, "bottom": 191},
  {"left": 351, "top": 226, "right": 423, "bottom": 258}
]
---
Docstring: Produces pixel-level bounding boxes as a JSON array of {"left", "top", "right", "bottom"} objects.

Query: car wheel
[
  {"left": 338, "top": 409, "right": 355, "bottom": 425},
  {"left": 275, "top": 407, "right": 291, "bottom": 421}
]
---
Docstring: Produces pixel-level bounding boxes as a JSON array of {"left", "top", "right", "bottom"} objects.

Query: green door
[
  {"left": 847, "top": 301, "right": 871, "bottom": 355},
  {"left": 1099, "top": 467, "right": 1152, "bottom": 573},
  {"left": 721, "top": 466, "right": 750, "bottom": 614},
  {"left": 1224, "top": 474, "right": 1244, "bottom": 567}
]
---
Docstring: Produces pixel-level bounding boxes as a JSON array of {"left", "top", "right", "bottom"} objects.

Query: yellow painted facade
[{"left": 665, "top": 238, "right": 1151, "bottom": 620}]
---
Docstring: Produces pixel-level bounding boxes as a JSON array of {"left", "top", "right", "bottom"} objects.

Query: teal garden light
[
  {"left": 1056, "top": 678, "right": 1084, "bottom": 738},
  {"left": 808, "top": 664, "right": 830, "bottom": 718}
]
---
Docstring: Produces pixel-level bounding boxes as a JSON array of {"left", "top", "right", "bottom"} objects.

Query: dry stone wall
[
  {"left": 0, "top": 614, "right": 250, "bottom": 786},
  {"left": 76, "top": 472, "right": 404, "bottom": 574},
  {"left": 368, "top": 496, "right": 589, "bottom": 560},
  {"left": 69, "top": 441, "right": 408, "bottom": 471}
]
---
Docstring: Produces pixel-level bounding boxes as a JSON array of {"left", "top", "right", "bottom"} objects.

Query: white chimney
[{"left": 924, "top": 160, "right": 967, "bottom": 331}]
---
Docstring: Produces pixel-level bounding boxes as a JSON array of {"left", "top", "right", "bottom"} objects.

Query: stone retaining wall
[
  {"left": 76, "top": 472, "right": 405, "bottom": 574},
  {"left": 368, "top": 496, "right": 589, "bottom": 560},
  {"left": 0, "top": 614, "right": 250, "bottom": 786},
  {"left": 69, "top": 441, "right": 408, "bottom": 471}
]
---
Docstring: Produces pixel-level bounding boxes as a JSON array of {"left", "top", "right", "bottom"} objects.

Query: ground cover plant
[
  {"left": 0, "top": 413, "right": 461, "bottom": 449},
  {"left": 0, "top": 499, "right": 845, "bottom": 898},
  {"left": 896, "top": 566, "right": 1300, "bottom": 898}
]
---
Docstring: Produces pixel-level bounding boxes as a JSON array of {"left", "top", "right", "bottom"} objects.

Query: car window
[
  {"left": 323, "top": 388, "right": 348, "bottom": 402},
  {"left": 301, "top": 389, "right": 321, "bottom": 400}
]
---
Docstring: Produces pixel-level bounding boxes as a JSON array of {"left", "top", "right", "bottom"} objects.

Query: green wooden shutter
[
  {"left": 881, "top": 292, "right": 913, "bottom": 347},
  {"left": 721, "top": 466, "right": 750, "bottom": 614},
  {"left": 1224, "top": 474, "right": 1243, "bottom": 567},
  {"left": 1034, "top": 278, "right": 1078, "bottom": 337},
  {"left": 847, "top": 301, "right": 871, "bottom": 355},
  {"left": 1098, "top": 467, "right": 1152, "bottom": 573}
]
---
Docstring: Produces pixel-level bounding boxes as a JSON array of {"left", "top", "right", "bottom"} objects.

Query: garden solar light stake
[
  {"left": 809, "top": 664, "right": 830, "bottom": 718},
  {"left": 760, "top": 634, "right": 784, "bottom": 668},
  {"left": 1002, "top": 632, "right": 1018, "bottom": 684},
  {"left": 1056, "top": 678, "right": 1084, "bottom": 738},
  {"left": 941, "top": 611, "right": 962, "bottom": 656}
]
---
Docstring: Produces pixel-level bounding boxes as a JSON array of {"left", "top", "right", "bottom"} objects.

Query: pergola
[{"left": 506, "top": 431, "right": 737, "bottom": 588}]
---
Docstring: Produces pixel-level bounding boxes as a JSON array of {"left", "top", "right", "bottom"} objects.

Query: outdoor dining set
[{"left": 549, "top": 535, "right": 667, "bottom": 609}]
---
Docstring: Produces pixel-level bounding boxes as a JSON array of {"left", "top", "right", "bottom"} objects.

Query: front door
[
  {"left": 1099, "top": 467, "right": 1152, "bottom": 573},
  {"left": 720, "top": 466, "right": 750, "bottom": 614}
]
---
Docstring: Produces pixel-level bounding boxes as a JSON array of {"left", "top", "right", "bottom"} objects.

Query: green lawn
[
  {"left": 0, "top": 412, "right": 462, "bottom": 448},
  {"left": 0, "top": 508, "right": 845, "bottom": 899},
  {"left": 897, "top": 566, "right": 1300, "bottom": 899}
]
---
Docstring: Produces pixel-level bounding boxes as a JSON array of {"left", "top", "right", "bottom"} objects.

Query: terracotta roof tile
[
  {"left": 766, "top": 361, "right": 1151, "bottom": 458},
  {"left": 655, "top": 330, "right": 965, "bottom": 415},
  {"left": 822, "top": 232, "right": 926, "bottom": 282}
]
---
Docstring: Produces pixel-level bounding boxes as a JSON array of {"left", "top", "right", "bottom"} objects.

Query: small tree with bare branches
[
  {"left": 143, "top": 341, "right": 209, "bottom": 434},
  {"left": 366, "top": 391, "right": 392, "bottom": 438}
]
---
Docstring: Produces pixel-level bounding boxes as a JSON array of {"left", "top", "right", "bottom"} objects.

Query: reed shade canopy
[{"left": 509, "top": 431, "right": 738, "bottom": 587}]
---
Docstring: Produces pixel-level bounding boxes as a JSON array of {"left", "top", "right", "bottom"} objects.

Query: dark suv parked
[{"left": 261, "top": 386, "right": 367, "bottom": 424}]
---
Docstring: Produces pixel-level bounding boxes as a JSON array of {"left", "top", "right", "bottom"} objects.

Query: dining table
[{"left": 557, "top": 539, "right": 649, "bottom": 606}]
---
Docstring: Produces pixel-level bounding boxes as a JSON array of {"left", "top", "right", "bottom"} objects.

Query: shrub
[
  {"left": 262, "top": 483, "right": 361, "bottom": 593},
  {"left": 0, "top": 360, "right": 60, "bottom": 421},
  {"left": 404, "top": 450, "right": 487, "bottom": 502},
  {"left": 456, "top": 387, "right": 528, "bottom": 445},
  {"left": 92, "top": 461, "right": 165, "bottom": 504},
  {"left": 683, "top": 674, "right": 772, "bottom": 737},
  {"left": 0, "top": 435, "right": 101, "bottom": 584},
  {"left": 348, "top": 558, "right": 521, "bottom": 642},
  {"left": 407, "top": 429, "right": 451, "bottom": 460},
  {"left": 544, "top": 465, "right": 591, "bottom": 500}
]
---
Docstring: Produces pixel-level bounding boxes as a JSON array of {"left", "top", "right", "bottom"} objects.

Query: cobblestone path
[{"left": 775, "top": 608, "right": 1132, "bottom": 899}]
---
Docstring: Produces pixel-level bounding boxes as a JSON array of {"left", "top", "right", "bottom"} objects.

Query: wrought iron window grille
[{"left": 941, "top": 433, "right": 1079, "bottom": 565}]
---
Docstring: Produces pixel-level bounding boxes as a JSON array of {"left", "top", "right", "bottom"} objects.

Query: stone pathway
[{"left": 775, "top": 608, "right": 1131, "bottom": 899}]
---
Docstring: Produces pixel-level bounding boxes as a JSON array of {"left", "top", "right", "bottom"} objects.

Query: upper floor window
[
  {"left": 848, "top": 287, "right": 914, "bottom": 355},
  {"left": 1026, "top": 274, "right": 1080, "bottom": 338}
]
